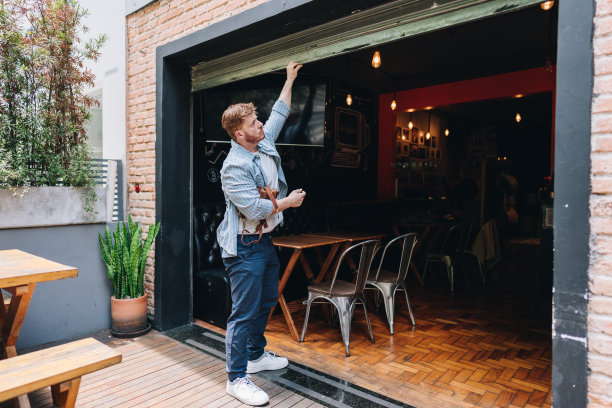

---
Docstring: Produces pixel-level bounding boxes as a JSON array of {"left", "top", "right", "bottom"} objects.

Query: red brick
[
  {"left": 590, "top": 260, "right": 612, "bottom": 277},
  {"left": 592, "top": 136, "right": 612, "bottom": 152},
  {"left": 592, "top": 154, "right": 612, "bottom": 175},
  {"left": 596, "top": 0, "right": 612, "bottom": 17},
  {"left": 592, "top": 177, "right": 612, "bottom": 193},
  {"left": 594, "top": 95, "right": 612, "bottom": 113},
  {"left": 596, "top": 55, "right": 612, "bottom": 76},
  {"left": 589, "top": 373, "right": 612, "bottom": 396},
  {"left": 595, "top": 74, "right": 612, "bottom": 94},
  {"left": 593, "top": 113, "right": 612, "bottom": 133},
  {"left": 595, "top": 36, "right": 612, "bottom": 57},
  {"left": 591, "top": 297, "right": 612, "bottom": 315},
  {"left": 590, "top": 353, "right": 612, "bottom": 376},
  {"left": 595, "top": 15, "right": 612, "bottom": 37},
  {"left": 590, "top": 274, "right": 612, "bottom": 295}
]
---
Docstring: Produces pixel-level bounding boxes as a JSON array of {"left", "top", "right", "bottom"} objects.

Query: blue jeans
[{"left": 223, "top": 233, "right": 279, "bottom": 381}]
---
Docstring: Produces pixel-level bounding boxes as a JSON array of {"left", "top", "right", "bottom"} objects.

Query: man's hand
[
  {"left": 279, "top": 62, "right": 302, "bottom": 107},
  {"left": 286, "top": 62, "right": 303, "bottom": 83},
  {"left": 272, "top": 188, "right": 306, "bottom": 214},
  {"left": 287, "top": 188, "right": 306, "bottom": 208}
]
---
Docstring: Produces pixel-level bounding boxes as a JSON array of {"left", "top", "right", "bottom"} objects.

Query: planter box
[{"left": 0, "top": 186, "right": 108, "bottom": 229}]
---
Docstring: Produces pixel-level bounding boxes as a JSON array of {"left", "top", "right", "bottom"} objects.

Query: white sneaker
[
  {"left": 226, "top": 375, "right": 269, "bottom": 406},
  {"left": 246, "top": 350, "right": 289, "bottom": 374}
]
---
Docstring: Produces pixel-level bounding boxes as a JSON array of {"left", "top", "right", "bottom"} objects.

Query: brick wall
[
  {"left": 590, "top": 0, "right": 612, "bottom": 406},
  {"left": 126, "top": 0, "right": 271, "bottom": 314}
]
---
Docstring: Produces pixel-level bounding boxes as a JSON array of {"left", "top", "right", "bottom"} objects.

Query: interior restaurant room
[{"left": 189, "top": 3, "right": 556, "bottom": 407}]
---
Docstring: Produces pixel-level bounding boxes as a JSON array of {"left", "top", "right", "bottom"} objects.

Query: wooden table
[
  {"left": 271, "top": 235, "right": 348, "bottom": 341},
  {"left": 0, "top": 250, "right": 78, "bottom": 359},
  {"left": 304, "top": 231, "right": 386, "bottom": 272}
]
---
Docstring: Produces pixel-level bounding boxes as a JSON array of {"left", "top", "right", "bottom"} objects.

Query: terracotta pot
[{"left": 110, "top": 295, "right": 149, "bottom": 337}]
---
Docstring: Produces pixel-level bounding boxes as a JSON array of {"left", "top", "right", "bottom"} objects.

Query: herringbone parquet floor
[{"left": 198, "top": 240, "right": 551, "bottom": 408}]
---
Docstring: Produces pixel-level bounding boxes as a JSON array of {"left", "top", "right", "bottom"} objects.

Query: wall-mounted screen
[{"left": 203, "top": 74, "right": 327, "bottom": 146}]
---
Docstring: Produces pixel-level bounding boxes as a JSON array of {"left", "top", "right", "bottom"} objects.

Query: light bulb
[
  {"left": 371, "top": 51, "right": 381, "bottom": 68},
  {"left": 445, "top": 129, "right": 450, "bottom": 136},
  {"left": 346, "top": 93, "right": 352, "bottom": 106},
  {"left": 540, "top": 1, "right": 554, "bottom": 10},
  {"left": 515, "top": 113, "right": 522, "bottom": 123},
  {"left": 390, "top": 99, "right": 397, "bottom": 110},
  {"left": 426, "top": 131, "right": 431, "bottom": 140},
  {"left": 408, "top": 121, "right": 413, "bottom": 130}
]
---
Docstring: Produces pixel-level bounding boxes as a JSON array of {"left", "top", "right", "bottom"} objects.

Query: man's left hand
[{"left": 286, "top": 62, "right": 302, "bottom": 82}]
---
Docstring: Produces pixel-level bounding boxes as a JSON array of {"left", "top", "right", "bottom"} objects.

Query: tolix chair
[
  {"left": 300, "top": 239, "right": 381, "bottom": 357},
  {"left": 366, "top": 233, "right": 418, "bottom": 334},
  {"left": 422, "top": 222, "right": 473, "bottom": 291}
]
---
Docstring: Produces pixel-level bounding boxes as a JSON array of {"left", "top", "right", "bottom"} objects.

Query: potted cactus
[{"left": 99, "top": 216, "right": 160, "bottom": 337}]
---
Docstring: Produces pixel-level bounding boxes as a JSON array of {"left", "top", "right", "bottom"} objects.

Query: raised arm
[{"left": 278, "top": 62, "right": 302, "bottom": 108}]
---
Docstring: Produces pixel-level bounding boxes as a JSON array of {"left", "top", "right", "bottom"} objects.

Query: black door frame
[{"left": 153, "top": 1, "right": 592, "bottom": 405}]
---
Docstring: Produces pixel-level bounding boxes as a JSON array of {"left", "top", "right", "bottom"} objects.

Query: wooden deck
[{"left": 0, "top": 331, "right": 324, "bottom": 408}]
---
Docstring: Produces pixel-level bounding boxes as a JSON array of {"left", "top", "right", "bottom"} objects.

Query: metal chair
[
  {"left": 300, "top": 239, "right": 381, "bottom": 357},
  {"left": 422, "top": 222, "right": 473, "bottom": 291},
  {"left": 366, "top": 233, "right": 418, "bottom": 334}
]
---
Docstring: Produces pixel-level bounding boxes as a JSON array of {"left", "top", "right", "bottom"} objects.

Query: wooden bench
[{"left": 0, "top": 337, "right": 122, "bottom": 408}]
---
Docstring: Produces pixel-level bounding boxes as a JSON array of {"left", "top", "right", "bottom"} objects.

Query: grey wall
[{"left": 0, "top": 223, "right": 115, "bottom": 349}]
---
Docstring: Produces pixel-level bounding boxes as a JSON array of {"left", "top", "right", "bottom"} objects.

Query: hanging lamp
[{"left": 372, "top": 51, "right": 381, "bottom": 68}]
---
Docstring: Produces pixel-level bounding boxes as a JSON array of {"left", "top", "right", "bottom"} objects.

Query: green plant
[
  {"left": 0, "top": 0, "right": 106, "bottom": 211},
  {"left": 99, "top": 216, "right": 161, "bottom": 300}
]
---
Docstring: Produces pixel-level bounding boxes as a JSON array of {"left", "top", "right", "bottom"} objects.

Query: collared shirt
[{"left": 217, "top": 100, "right": 290, "bottom": 258}]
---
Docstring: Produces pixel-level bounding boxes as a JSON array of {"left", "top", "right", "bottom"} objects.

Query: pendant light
[
  {"left": 408, "top": 112, "right": 413, "bottom": 129},
  {"left": 426, "top": 111, "right": 432, "bottom": 140},
  {"left": 345, "top": 57, "right": 352, "bottom": 106},
  {"left": 540, "top": 1, "right": 554, "bottom": 10},
  {"left": 445, "top": 128, "right": 450, "bottom": 137},
  {"left": 515, "top": 112, "right": 522, "bottom": 123},
  {"left": 390, "top": 92, "right": 397, "bottom": 110},
  {"left": 371, "top": 51, "right": 381, "bottom": 68}
]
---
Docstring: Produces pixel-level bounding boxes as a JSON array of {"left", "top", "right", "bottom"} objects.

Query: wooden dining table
[
  {"left": 271, "top": 234, "right": 348, "bottom": 341},
  {"left": 0, "top": 249, "right": 78, "bottom": 359},
  {"left": 303, "top": 231, "right": 386, "bottom": 273}
]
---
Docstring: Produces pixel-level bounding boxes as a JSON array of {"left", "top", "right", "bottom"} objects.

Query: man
[{"left": 217, "top": 62, "right": 306, "bottom": 406}]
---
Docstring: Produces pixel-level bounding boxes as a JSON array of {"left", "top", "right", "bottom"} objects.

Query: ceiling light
[
  {"left": 445, "top": 128, "right": 450, "bottom": 136},
  {"left": 346, "top": 93, "right": 353, "bottom": 106},
  {"left": 371, "top": 51, "right": 381, "bottom": 68},
  {"left": 540, "top": 1, "right": 554, "bottom": 11},
  {"left": 514, "top": 94, "right": 524, "bottom": 98},
  {"left": 515, "top": 113, "right": 522, "bottom": 123}
]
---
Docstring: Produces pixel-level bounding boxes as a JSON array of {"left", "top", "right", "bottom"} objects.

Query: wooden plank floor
[
  {"left": 0, "top": 331, "right": 325, "bottom": 408},
  {"left": 199, "top": 240, "right": 552, "bottom": 408}
]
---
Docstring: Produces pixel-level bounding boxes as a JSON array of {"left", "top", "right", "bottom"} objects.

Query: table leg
[
  {"left": 51, "top": 377, "right": 81, "bottom": 408},
  {"left": 269, "top": 249, "right": 301, "bottom": 329},
  {"left": 1, "top": 284, "right": 35, "bottom": 360},
  {"left": 314, "top": 243, "right": 342, "bottom": 283}
]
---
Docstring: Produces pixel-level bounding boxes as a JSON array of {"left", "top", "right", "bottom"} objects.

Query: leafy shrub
[{"left": 0, "top": 0, "right": 106, "bottom": 208}]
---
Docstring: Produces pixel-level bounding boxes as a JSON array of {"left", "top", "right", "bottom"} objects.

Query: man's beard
[{"left": 245, "top": 131, "right": 264, "bottom": 144}]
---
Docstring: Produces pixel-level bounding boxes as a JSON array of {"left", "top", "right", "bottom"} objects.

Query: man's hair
[{"left": 221, "top": 102, "right": 256, "bottom": 140}]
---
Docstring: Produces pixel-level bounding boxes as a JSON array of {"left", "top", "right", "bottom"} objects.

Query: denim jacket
[{"left": 216, "top": 100, "right": 290, "bottom": 258}]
